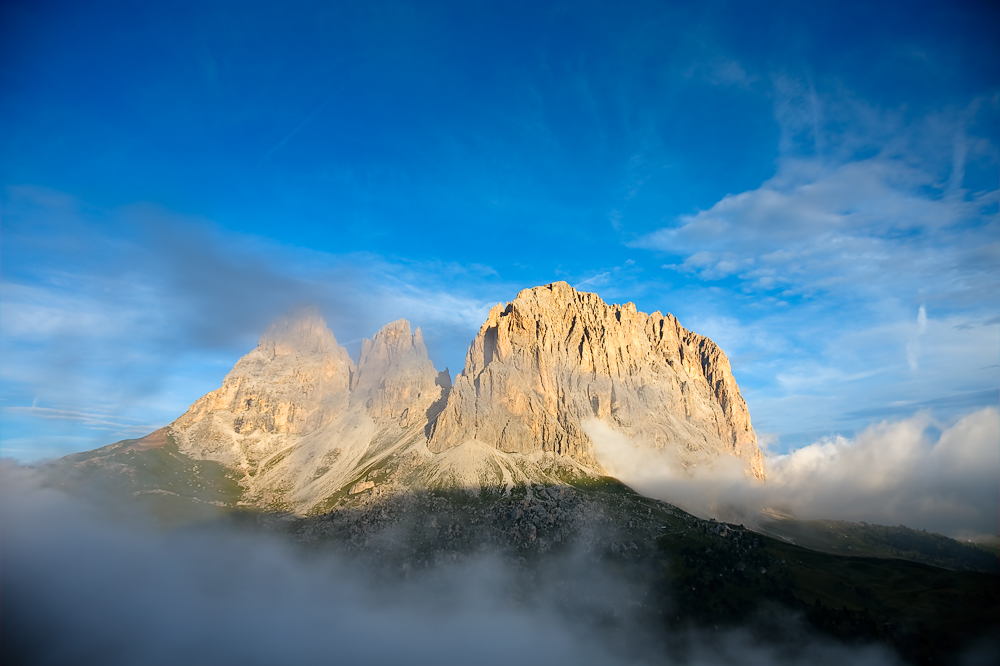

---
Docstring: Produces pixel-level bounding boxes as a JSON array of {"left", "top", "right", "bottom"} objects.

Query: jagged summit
[
  {"left": 162, "top": 284, "right": 765, "bottom": 512},
  {"left": 259, "top": 306, "right": 347, "bottom": 359},
  {"left": 351, "top": 319, "right": 447, "bottom": 425},
  {"left": 176, "top": 309, "right": 352, "bottom": 443},
  {"left": 168, "top": 314, "right": 446, "bottom": 513},
  {"left": 429, "top": 282, "right": 764, "bottom": 478}
]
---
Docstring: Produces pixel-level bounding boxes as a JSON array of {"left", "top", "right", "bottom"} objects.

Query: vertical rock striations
[
  {"left": 428, "top": 282, "right": 764, "bottom": 479},
  {"left": 351, "top": 319, "right": 448, "bottom": 428},
  {"left": 166, "top": 282, "right": 763, "bottom": 513},
  {"left": 169, "top": 312, "right": 446, "bottom": 513}
]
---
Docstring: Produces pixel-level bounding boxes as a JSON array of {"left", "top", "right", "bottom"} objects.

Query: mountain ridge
[
  {"left": 157, "top": 282, "right": 766, "bottom": 513},
  {"left": 45, "top": 284, "right": 994, "bottom": 576},
  {"left": 28, "top": 284, "right": 998, "bottom": 666}
]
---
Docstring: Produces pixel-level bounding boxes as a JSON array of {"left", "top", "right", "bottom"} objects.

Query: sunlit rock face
[
  {"left": 176, "top": 308, "right": 355, "bottom": 442},
  {"left": 428, "top": 282, "right": 764, "bottom": 479},
  {"left": 167, "top": 282, "right": 762, "bottom": 514},
  {"left": 169, "top": 311, "right": 446, "bottom": 513}
]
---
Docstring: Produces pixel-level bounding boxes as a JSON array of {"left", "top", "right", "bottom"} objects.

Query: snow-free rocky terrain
[
  {"left": 153, "top": 281, "right": 764, "bottom": 514},
  {"left": 35, "top": 283, "right": 999, "bottom": 665}
]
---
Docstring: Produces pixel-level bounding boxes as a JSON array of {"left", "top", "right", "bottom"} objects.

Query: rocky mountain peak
[
  {"left": 429, "top": 282, "right": 764, "bottom": 478},
  {"left": 258, "top": 307, "right": 346, "bottom": 359},
  {"left": 172, "top": 309, "right": 355, "bottom": 450},
  {"left": 351, "top": 319, "right": 447, "bottom": 424},
  {"left": 166, "top": 283, "right": 763, "bottom": 514}
]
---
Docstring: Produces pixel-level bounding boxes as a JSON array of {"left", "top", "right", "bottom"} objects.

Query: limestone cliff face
[
  {"left": 167, "top": 283, "right": 763, "bottom": 513},
  {"left": 174, "top": 309, "right": 354, "bottom": 446},
  {"left": 428, "top": 282, "right": 764, "bottom": 479},
  {"left": 169, "top": 312, "right": 445, "bottom": 513},
  {"left": 351, "top": 319, "right": 450, "bottom": 428}
]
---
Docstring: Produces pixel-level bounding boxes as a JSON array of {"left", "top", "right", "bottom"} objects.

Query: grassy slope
[
  {"left": 44, "top": 432, "right": 243, "bottom": 526},
  {"left": 757, "top": 517, "right": 998, "bottom": 573},
  {"left": 768, "top": 540, "right": 998, "bottom": 661},
  {"left": 657, "top": 516, "right": 998, "bottom": 664},
  {"left": 564, "top": 479, "right": 998, "bottom": 665},
  {"left": 292, "top": 476, "right": 997, "bottom": 664}
]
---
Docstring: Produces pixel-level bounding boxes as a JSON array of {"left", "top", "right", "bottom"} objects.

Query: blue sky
[{"left": 2, "top": 0, "right": 998, "bottom": 462}]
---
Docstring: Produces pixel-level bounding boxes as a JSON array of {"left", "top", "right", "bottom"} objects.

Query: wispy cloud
[
  {"left": 623, "top": 81, "right": 999, "bottom": 448},
  {"left": 634, "top": 152, "right": 997, "bottom": 303},
  {"left": 631, "top": 87, "right": 998, "bottom": 310},
  {"left": 684, "top": 56, "right": 758, "bottom": 89},
  {"left": 256, "top": 90, "right": 343, "bottom": 167},
  {"left": 2, "top": 406, "right": 159, "bottom": 433},
  {"left": 906, "top": 305, "right": 928, "bottom": 371},
  {"left": 0, "top": 187, "right": 517, "bottom": 459},
  {"left": 590, "top": 407, "right": 1000, "bottom": 539}
]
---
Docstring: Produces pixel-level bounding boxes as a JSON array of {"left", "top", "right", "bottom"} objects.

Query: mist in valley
[
  {"left": 2, "top": 462, "right": 935, "bottom": 666},
  {"left": 2, "top": 2, "right": 998, "bottom": 664}
]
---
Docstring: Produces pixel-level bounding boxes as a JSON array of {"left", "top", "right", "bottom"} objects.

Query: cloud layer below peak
[{"left": 590, "top": 408, "right": 1000, "bottom": 539}]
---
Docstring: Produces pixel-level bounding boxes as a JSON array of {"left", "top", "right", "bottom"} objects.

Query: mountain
[
  {"left": 755, "top": 510, "right": 1000, "bottom": 573},
  {"left": 153, "top": 282, "right": 764, "bottom": 513},
  {"left": 428, "top": 282, "right": 763, "bottom": 477},
  {"left": 29, "top": 283, "right": 1000, "bottom": 664},
  {"left": 168, "top": 311, "right": 440, "bottom": 513}
]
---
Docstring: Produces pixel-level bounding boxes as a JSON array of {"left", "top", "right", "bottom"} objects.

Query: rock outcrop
[
  {"left": 174, "top": 309, "right": 354, "bottom": 449},
  {"left": 428, "top": 282, "right": 764, "bottom": 478},
  {"left": 350, "top": 319, "right": 449, "bottom": 428},
  {"left": 166, "top": 282, "right": 763, "bottom": 513},
  {"left": 169, "top": 311, "right": 446, "bottom": 513}
]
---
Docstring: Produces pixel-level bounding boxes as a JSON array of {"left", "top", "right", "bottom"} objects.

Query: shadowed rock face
[{"left": 428, "top": 282, "right": 764, "bottom": 479}]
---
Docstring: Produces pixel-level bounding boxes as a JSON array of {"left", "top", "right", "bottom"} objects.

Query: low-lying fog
[
  {"left": 589, "top": 408, "right": 1000, "bottom": 541},
  {"left": 3, "top": 409, "right": 997, "bottom": 665},
  {"left": 1, "top": 463, "right": 916, "bottom": 666}
]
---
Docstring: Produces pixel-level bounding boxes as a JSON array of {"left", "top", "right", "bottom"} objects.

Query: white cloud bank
[{"left": 589, "top": 407, "right": 1000, "bottom": 539}]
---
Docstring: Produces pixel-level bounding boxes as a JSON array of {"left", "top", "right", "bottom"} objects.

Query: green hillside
[
  {"left": 43, "top": 430, "right": 242, "bottom": 526},
  {"left": 756, "top": 515, "right": 998, "bottom": 574}
]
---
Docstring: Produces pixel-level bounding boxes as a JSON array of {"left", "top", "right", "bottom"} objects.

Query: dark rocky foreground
[
  {"left": 217, "top": 478, "right": 999, "bottom": 666},
  {"left": 15, "top": 447, "right": 1000, "bottom": 666}
]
